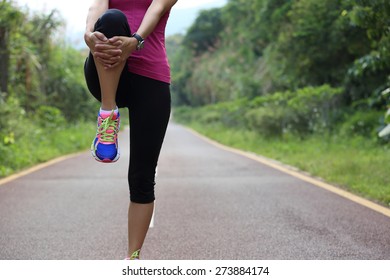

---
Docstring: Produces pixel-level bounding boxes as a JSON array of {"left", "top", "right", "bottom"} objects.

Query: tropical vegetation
[
  {"left": 0, "top": 0, "right": 96, "bottom": 177},
  {"left": 169, "top": 0, "right": 390, "bottom": 205}
]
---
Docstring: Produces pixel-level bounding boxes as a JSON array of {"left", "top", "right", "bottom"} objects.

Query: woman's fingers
[
  {"left": 94, "top": 48, "right": 122, "bottom": 58},
  {"left": 95, "top": 53, "right": 120, "bottom": 63},
  {"left": 95, "top": 43, "right": 122, "bottom": 52},
  {"left": 93, "top": 31, "right": 108, "bottom": 42},
  {"left": 94, "top": 52, "right": 122, "bottom": 68},
  {"left": 108, "top": 36, "right": 123, "bottom": 46},
  {"left": 92, "top": 36, "right": 130, "bottom": 69}
]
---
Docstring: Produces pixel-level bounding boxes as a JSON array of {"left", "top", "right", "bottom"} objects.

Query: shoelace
[
  {"left": 129, "top": 249, "right": 140, "bottom": 260},
  {"left": 98, "top": 111, "right": 119, "bottom": 143}
]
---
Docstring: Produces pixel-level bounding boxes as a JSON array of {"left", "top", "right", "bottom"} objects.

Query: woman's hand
[
  {"left": 95, "top": 36, "right": 138, "bottom": 69},
  {"left": 85, "top": 31, "right": 125, "bottom": 69},
  {"left": 85, "top": 31, "right": 107, "bottom": 51}
]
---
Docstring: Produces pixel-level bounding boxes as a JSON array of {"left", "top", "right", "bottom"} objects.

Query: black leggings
[{"left": 84, "top": 9, "right": 171, "bottom": 204}]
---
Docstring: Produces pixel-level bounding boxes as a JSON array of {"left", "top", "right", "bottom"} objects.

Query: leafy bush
[
  {"left": 34, "top": 105, "right": 66, "bottom": 130},
  {"left": 286, "top": 85, "right": 344, "bottom": 134},
  {"left": 172, "top": 106, "right": 197, "bottom": 124},
  {"left": 378, "top": 87, "right": 390, "bottom": 138},
  {"left": 174, "top": 85, "right": 345, "bottom": 138},
  {"left": 247, "top": 85, "right": 344, "bottom": 135},
  {"left": 0, "top": 96, "right": 26, "bottom": 141},
  {"left": 245, "top": 106, "right": 285, "bottom": 137},
  {"left": 340, "top": 110, "right": 383, "bottom": 138}
]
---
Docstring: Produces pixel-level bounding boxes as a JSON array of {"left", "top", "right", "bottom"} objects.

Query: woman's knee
[
  {"left": 94, "top": 9, "right": 131, "bottom": 37},
  {"left": 129, "top": 177, "right": 156, "bottom": 204},
  {"left": 100, "top": 9, "right": 126, "bottom": 25}
]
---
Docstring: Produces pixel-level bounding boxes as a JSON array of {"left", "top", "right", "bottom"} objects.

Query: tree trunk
[{"left": 0, "top": 27, "right": 9, "bottom": 95}]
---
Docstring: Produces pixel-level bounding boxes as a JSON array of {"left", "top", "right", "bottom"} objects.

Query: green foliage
[
  {"left": 0, "top": 119, "right": 95, "bottom": 178},
  {"left": 378, "top": 87, "right": 390, "bottom": 137},
  {"left": 0, "top": 95, "right": 95, "bottom": 178},
  {"left": 274, "top": 0, "right": 369, "bottom": 88},
  {"left": 183, "top": 8, "right": 223, "bottom": 55},
  {"left": 340, "top": 110, "right": 383, "bottom": 137},
  {"left": 169, "top": 0, "right": 390, "bottom": 207},
  {"left": 344, "top": 0, "right": 390, "bottom": 120},
  {"left": 175, "top": 85, "right": 346, "bottom": 138},
  {"left": 0, "top": 95, "right": 25, "bottom": 141},
  {"left": 0, "top": 1, "right": 97, "bottom": 177},
  {"left": 0, "top": 0, "right": 24, "bottom": 93},
  {"left": 44, "top": 46, "right": 96, "bottom": 121},
  {"left": 166, "top": 0, "right": 390, "bottom": 144},
  {"left": 0, "top": 0, "right": 23, "bottom": 28},
  {"left": 245, "top": 106, "right": 285, "bottom": 137},
  {"left": 34, "top": 105, "right": 66, "bottom": 130},
  {"left": 1, "top": 0, "right": 95, "bottom": 121},
  {"left": 169, "top": 40, "right": 194, "bottom": 106}
]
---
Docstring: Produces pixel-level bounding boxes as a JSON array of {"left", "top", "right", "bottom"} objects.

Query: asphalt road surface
[{"left": 0, "top": 123, "right": 389, "bottom": 260}]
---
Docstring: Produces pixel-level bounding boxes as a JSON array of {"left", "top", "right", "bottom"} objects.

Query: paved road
[{"left": 0, "top": 123, "right": 389, "bottom": 260}]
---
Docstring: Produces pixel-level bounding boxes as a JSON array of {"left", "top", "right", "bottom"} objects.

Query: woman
[{"left": 84, "top": 0, "right": 177, "bottom": 259}]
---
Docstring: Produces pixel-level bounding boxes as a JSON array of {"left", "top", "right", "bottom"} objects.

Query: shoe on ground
[{"left": 124, "top": 249, "right": 140, "bottom": 260}]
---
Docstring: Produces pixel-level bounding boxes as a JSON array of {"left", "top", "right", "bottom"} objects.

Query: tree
[
  {"left": 0, "top": 0, "right": 23, "bottom": 96},
  {"left": 273, "top": 0, "right": 371, "bottom": 88},
  {"left": 183, "top": 8, "right": 223, "bottom": 55},
  {"left": 345, "top": 0, "right": 390, "bottom": 103}
]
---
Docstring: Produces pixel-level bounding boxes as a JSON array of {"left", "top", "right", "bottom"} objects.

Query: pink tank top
[{"left": 109, "top": 0, "right": 171, "bottom": 84}]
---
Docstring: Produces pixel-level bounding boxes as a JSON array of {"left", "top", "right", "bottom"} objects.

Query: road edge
[
  {"left": 182, "top": 125, "right": 390, "bottom": 218},
  {"left": 0, "top": 152, "right": 84, "bottom": 186}
]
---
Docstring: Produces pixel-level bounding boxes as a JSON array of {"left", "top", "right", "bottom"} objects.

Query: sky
[{"left": 15, "top": 0, "right": 227, "bottom": 47}]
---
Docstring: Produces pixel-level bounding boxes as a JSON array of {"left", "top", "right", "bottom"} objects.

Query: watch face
[
  {"left": 137, "top": 41, "right": 144, "bottom": 50},
  {"left": 132, "top": 33, "right": 145, "bottom": 50}
]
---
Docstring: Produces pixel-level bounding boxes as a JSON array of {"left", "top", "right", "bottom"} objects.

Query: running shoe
[
  {"left": 91, "top": 109, "right": 120, "bottom": 163},
  {"left": 124, "top": 249, "right": 140, "bottom": 260}
]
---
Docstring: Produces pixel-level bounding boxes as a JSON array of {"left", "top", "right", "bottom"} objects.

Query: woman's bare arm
[
  {"left": 135, "top": 0, "right": 178, "bottom": 39},
  {"left": 85, "top": 0, "right": 124, "bottom": 67},
  {"left": 105, "top": 0, "right": 177, "bottom": 68},
  {"left": 84, "top": 0, "right": 109, "bottom": 43}
]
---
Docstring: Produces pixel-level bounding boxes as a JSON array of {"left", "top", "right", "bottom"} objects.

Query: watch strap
[
  {"left": 132, "top": 33, "right": 144, "bottom": 43},
  {"left": 132, "top": 33, "right": 144, "bottom": 50}
]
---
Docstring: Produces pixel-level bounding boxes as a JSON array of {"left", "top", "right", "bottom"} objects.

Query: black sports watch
[{"left": 132, "top": 33, "right": 145, "bottom": 50}]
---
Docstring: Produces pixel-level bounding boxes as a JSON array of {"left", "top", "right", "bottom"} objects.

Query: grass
[
  {"left": 181, "top": 121, "right": 390, "bottom": 207},
  {"left": 0, "top": 122, "right": 96, "bottom": 178}
]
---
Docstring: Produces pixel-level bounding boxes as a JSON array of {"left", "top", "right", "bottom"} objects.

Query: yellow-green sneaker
[
  {"left": 91, "top": 109, "right": 120, "bottom": 163},
  {"left": 124, "top": 249, "right": 140, "bottom": 260}
]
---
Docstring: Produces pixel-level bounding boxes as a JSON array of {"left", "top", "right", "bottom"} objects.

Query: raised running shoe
[{"left": 91, "top": 110, "right": 120, "bottom": 163}]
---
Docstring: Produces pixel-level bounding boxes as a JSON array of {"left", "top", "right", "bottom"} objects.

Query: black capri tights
[{"left": 84, "top": 9, "right": 171, "bottom": 204}]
